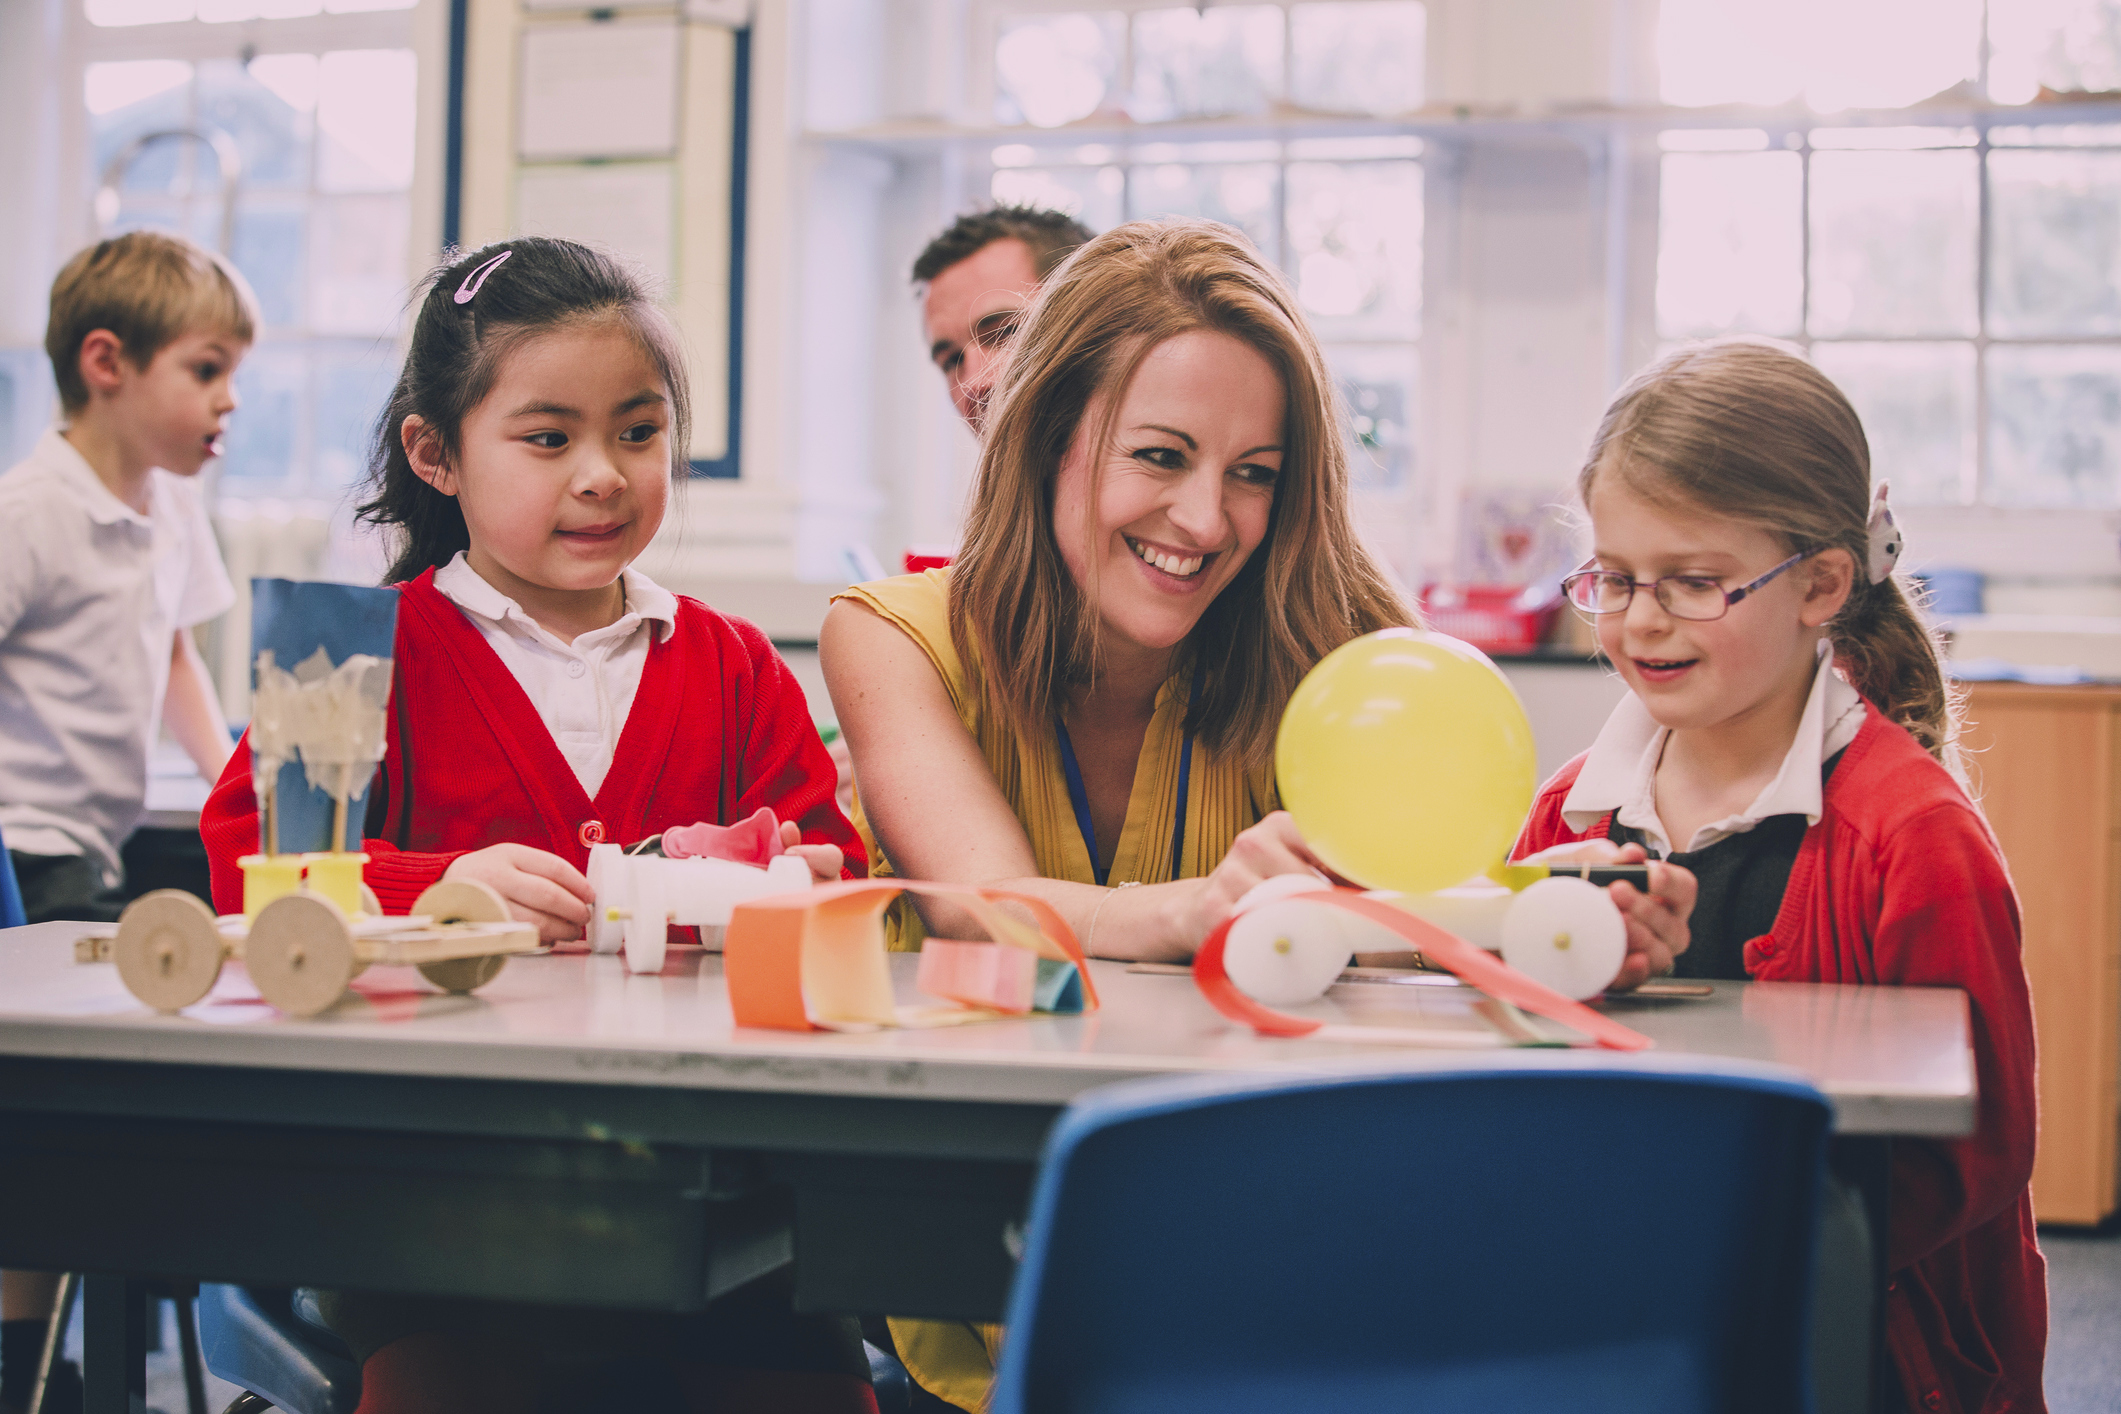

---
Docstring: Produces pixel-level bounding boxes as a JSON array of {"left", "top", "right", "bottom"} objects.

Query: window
[
  {"left": 1654, "top": 0, "right": 2121, "bottom": 510},
  {"left": 78, "top": 0, "right": 418, "bottom": 503},
  {"left": 981, "top": 3, "right": 1425, "bottom": 496}
]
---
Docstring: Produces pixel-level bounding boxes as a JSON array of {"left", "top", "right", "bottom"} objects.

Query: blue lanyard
[{"left": 1054, "top": 671, "right": 1199, "bottom": 887}]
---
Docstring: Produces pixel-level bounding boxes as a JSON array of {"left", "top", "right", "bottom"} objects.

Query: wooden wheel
[
  {"left": 113, "top": 890, "right": 224, "bottom": 1012},
  {"left": 245, "top": 892, "right": 358, "bottom": 1017},
  {"left": 411, "top": 880, "right": 514, "bottom": 993},
  {"left": 416, "top": 953, "right": 509, "bottom": 993}
]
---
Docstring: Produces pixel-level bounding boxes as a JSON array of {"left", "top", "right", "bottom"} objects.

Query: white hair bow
[{"left": 1866, "top": 482, "right": 1902, "bottom": 585}]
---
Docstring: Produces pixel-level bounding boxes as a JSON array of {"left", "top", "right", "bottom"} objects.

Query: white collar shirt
[
  {"left": 433, "top": 552, "right": 677, "bottom": 797},
  {"left": 1558, "top": 641, "right": 1867, "bottom": 858},
  {"left": 0, "top": 428, "right": 236, "bottom": 879}
]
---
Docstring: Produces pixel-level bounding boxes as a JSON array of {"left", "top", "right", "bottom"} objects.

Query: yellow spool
[
  {"left": 302, "top": 852, "right": 369, "bottom": 918},
  {"left": 239, "top": 855, "right": 305, "bottom": 922}
]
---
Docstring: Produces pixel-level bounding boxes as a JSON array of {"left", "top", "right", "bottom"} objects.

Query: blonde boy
[
  {"left": 0, "top": 230, "right": 255, "bottom": 1414},
  {"left": 0, "top": 231, "right": 251, "bottom": 922}
]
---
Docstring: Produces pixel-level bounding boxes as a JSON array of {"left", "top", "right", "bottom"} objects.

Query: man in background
[
  {"left": 817, "top": 207, "right": 1095, "bottom": 809},
  {"left": 913, "top": 205, "right": 1093, "bottom": 432}
]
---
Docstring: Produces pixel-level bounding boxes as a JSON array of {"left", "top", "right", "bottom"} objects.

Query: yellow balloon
[{"left": 1276, "top": 628, "right": 1537, "bottom": 894}]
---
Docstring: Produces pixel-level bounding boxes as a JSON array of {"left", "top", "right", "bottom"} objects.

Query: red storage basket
[{"left": 1418, "top": 584, "right": 1563, "bottom": 656}]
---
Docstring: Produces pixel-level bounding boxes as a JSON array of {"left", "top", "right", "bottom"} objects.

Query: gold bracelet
[{"left": 1086, "top": 880, "right": 1142, "bottom": 956}]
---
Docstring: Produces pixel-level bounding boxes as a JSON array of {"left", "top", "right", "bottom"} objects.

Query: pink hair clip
[{"left": 453, "top": 249, "right": 512, "bottom": 305}]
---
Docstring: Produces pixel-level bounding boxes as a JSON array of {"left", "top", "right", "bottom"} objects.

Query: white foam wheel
[
  {"left": 113, "top": 890, "right": 225, "bottom": 1012},
  {"left": 246, "top": 892, "right": 358, "bottom": 1017},
  {"left": 1223, "top": 898, "right": 1353, "bottom": 1006},
  {"left": 1500, "top": 877, "right": 1627, "bottom": 1001},
  {"left": 623, "top": 867, "right": 668, "bottom": 975},
  {"left": 586, "top": 844, "right": 626, "bottom": 954}
]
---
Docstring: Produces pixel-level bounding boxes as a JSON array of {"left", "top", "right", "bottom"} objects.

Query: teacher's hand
[{"left": 1175, "top": 810, "right": 1331, "bottom": 948}]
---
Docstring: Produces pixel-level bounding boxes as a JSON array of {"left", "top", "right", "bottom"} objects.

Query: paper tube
[{"left": 725, "top": 880, "right": 1097, "bottom": 1031}]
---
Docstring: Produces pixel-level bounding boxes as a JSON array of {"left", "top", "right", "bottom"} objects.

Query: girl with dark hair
[
  {"left": 1516, "top": 338, "right": 2045, "bottom": 1414},
  {"left": 200, "top": 238, "right": 872, "bottom": 1413}
]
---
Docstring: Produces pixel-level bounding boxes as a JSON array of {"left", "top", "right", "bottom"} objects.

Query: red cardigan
[
  {"left": 203, "top": 569, "right": 863, "bottom": 916},
  {"left": 1516, "top": 706, "right": 2045, "bottom": 1414}
]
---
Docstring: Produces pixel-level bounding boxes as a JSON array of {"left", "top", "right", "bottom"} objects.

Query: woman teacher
[{"left": 822, "top": 219, "right": 1406, "bottom": 964}]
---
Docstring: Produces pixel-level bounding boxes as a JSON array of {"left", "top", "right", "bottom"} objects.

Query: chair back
[
  {"left": 991, "top": 1053, "right": 1831, "bottom": 1414},
  {"left": 198, "top": 1285, "right": 361, "bottom": 1414},
  {"left": 0, "top": 823, "right": 25, "bottom": 929}
]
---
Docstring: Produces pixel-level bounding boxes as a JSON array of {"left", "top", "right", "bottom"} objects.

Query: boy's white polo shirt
[
  {"left": 433, "top": 552, "right": 677, "bottom": 797},
  {"left": 0, "top": 429, "right": 236, "bottom": 881},
  {"left": 1557, "top": 641, "right": 1866, "bottom": 858}
]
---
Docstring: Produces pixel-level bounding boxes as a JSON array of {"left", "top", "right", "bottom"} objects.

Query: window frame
[
  {"left": 62, "top": 0, "right": 434, "bottom": 505},
  {"left": 1650, "top": 118, "right": 2121, "bottom": 514}
]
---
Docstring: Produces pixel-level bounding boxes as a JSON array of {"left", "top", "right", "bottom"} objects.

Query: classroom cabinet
[{"left": 1957, "top": 683, "right": 2121, "bottom": 1227}]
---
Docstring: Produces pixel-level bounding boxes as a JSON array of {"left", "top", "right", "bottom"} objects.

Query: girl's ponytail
[
  {"left": 1581, "top": 338, "right": 1961, "bottom": 762},
  {"left": 1830, "top": 572, "right": 1956, "bottom": 762},
  {"left": 357, "top": 237, "right": 690, "bottom": 584}
]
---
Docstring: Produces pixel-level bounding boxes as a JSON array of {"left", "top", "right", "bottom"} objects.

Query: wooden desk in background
[{"left": 1960, "top": 682, "right": 2121, "bottom": 1225}]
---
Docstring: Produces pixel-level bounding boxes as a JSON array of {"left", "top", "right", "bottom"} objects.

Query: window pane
[
  {"left": 85, "top": 0, "right": 196, "bottom": 25},
  {"left": 198, "top": 56, "right": 314, "bottom": 190},
  {"left": 198, "top": 0, "right": 323, "bottom": 20},
  {"left": 994, "top": 12, "right": 1123, "bottom": 128},
  {"left": 232, "top": 198, "right": 307, "bottom": 327},
  {"left": 1126, "top": 162, "right": 1279, "bottom": 258},
  {"left": 1991, "top": 123, "right": 2121, "bottom": 146},
  {"left": 309, "top": 194, "right": 409, "bottom": 335},
  {"left": 317, "top": 49, "right": 416, "bottom": 192},
  {"left": 1656, "top": 151, "right": 1802, "bottom": 338},
  {"left": 1289, "top": 2, "right": 1424, "bottom": 116},
  {"left": 1808, "top": 151, "right": 1977, "bottom": 337},
  {"left": 1129, "top": 6, "right": 1284, "bottom": 123},
  {"left": 106, "top": 202, "right": 224, "bottom": 251},
  {"left": 1989, "top": 0, "right": 2121, "bottom": 103},
  {"left": 1285, "top": 160, "right": 1421, "bottom": 340},
  {"left": 1989, "top": 149, "right": 2121, "bottom": 337},
  {"left": 1658, "top": 0, "right": 1978, "bottom": 109},
  {"left": 1811, "top": 342, "right": 1975, "bottom": 504},
  {"left": 88, "top": 61, "right": 194, "bottom": 193},
  {"left": 218, "top": 345, "right": 306, "bottom": 492},
  {"left": 990, "top": 167, "right": 1123, "bottom": 232},
  {"left": 1808, "top": 126, "right": 1974, "bottom": 149},
  {"left": 312, "top": 342, "right": 398, "bottom": 493},
  {"left": 1988, "top": 345, "right": 2121, "bottom": 507},
  {"left": 1328, "top": 344, "right": 1416, "bottom": 492}
]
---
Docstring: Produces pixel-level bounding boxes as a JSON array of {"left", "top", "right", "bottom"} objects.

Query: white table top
[{"left": 0, "top": 921, "right": 1974, "bottom": 1137}]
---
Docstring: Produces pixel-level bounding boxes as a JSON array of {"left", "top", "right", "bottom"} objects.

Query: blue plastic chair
[
  {"left": 198, "top": 1286, "right": 361, "bottom": 1414},
  {"left": 990, "top": 1054, "right": 1833, "bottom": 1414},
  {"left": 1, "top": 822, "right": 27, "bottom": 929}
]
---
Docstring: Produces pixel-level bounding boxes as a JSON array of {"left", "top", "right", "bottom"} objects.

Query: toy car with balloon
[{"left": 1194, "top": 627, "right": 1657, "bottom": 1051}]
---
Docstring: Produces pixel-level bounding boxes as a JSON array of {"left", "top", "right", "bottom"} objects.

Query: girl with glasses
[{"left": 1518, "top": 339, "right": 2042, "bottom": 1414}]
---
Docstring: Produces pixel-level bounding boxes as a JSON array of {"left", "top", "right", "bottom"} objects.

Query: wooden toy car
[{"left": 76, "top": 879, "right": 538, "bottom": 1017}]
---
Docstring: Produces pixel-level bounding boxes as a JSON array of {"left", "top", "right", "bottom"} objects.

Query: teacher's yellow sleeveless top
[{"left": 833, "top": 569, "right": 1277, "bottom": 1411}]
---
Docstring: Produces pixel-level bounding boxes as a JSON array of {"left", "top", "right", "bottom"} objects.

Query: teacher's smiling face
[{"left": 1052, "top": 329, "right": 1286, "bottom": 654}]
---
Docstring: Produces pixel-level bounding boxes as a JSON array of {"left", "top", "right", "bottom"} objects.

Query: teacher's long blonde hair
[{"left": 950, "top": 218, "right": 1412, "bottom": 770}]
